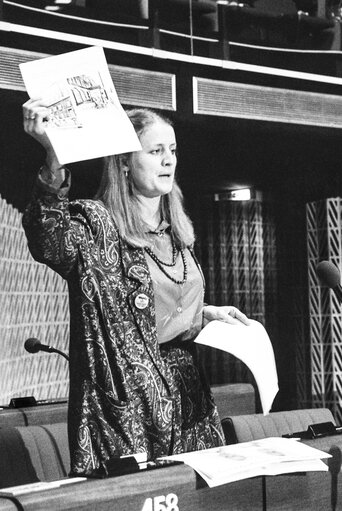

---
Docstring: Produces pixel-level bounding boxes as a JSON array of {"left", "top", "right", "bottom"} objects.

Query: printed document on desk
[
  {"left": 20, "top": 46, "right": 141, "bottom": 164},
  {"left": 194, "top": 320, "right": 278, "bottom": 414},
  {"left": 161, "top": 437, "right": 330, "bottom": 488}
]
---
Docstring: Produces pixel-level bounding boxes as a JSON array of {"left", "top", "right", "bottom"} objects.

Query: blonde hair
[{"left": 95, "top": 108, "right": 195, "bottom": 248}]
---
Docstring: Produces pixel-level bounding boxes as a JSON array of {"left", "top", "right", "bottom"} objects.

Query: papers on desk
[
  {"left": 20, "top": 46, "right": 141, "bottom": 164},
  {"left": 160, "top": 437, "right": 331, "bottom": 488},
  {"left": 195, "top": 320, "right": 279, "bottom": 414},
  {"left": 0, "top": 477, "right": 86, "bottom": 496}
]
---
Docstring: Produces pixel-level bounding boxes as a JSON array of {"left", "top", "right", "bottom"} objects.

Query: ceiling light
[{"left": 214, "top": 188, "right": 254, "bottom": 201}]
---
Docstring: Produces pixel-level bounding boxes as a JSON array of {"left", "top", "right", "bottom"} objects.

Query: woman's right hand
[{"left": 22, "top": 98, "right": 61, "bottom": 170}]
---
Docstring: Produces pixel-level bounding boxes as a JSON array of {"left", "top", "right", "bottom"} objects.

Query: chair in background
[
  {"left": 0, "top": 401, "right": 68, "bottom": 428},
  {"left": 86, "top": 0, "right": 149, "bottom": 23},
  {"left": 221, "top": 407, "right": 342, "bottom": 510},
  {"left": 221, "top": 407, "right": 336, "bottom": 444},
  {"left": 211, "top": 383, "right": 256, "bottom": 419},
  {"left": 150, "top": 0, "right": 218, "bottom": 36},
  {"left": 0, "top": 422, "right": 69, "bottom": 489},
  {"left": 217, "top": 0, "right": 336, "bottom": 54}
]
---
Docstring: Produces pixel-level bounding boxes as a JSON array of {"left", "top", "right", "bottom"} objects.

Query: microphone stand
[
  {"left": 47, "top": 347, "right": 69, "bottom": 362},
  {"left": 328, "top": 445, "right": 342, "bottom": 511}
]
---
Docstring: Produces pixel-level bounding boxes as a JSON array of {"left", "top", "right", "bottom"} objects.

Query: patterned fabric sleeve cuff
[{"left": 36, "top": 165, "right": 71, "bottom": 199}]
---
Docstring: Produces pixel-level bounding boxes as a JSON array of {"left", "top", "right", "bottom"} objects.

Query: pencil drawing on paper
[{"left": 44, "top": 71, "right": 114, "bottom": 129}]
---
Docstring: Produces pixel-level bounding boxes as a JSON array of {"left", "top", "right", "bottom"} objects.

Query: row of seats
[
  {"left": 0, "top": 409, "right": 337, "bottom": 488},
  {"left": 0, "top": 422, "right": 69, "bottom": 489},
  {"left": 0, "top": 383, "right": 340, "bottom": 494},
  {"left": 0, "top": 406, "right": 336, "bottom": 487},
  {"left": 0, "top": 384, "right": 255, "bottom": 489},
  {"left": 7, "top": 0, "right": 340, "bottom": 51}
]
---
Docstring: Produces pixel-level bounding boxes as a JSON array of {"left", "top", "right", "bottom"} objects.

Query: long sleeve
[{"left": 22, "top": 169, "right": 83, "bottom": 278}]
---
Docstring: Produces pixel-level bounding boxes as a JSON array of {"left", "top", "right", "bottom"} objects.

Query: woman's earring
[{"left": 124, "top": 169, "right": 129, "bottom": 178}]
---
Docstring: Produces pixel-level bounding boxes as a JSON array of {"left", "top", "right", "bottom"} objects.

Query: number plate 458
[{"left": 141, "top": 493, "right": 179, "bottom": 511}]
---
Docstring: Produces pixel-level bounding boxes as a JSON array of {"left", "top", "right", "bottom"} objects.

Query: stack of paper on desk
[{"left": 160, "top": 437, "right": 330, "bottom": 488}]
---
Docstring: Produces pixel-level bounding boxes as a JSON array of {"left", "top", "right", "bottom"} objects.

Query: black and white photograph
[{"left": 1, "top": 1, "right": 342, "bottom": 510}]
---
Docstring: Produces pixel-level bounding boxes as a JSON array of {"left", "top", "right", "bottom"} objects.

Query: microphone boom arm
[
  {"left": 24, "top": 338, "right": 69, "bottom": 361},
  {"left": 49, "top": 347, "right": 69, "bottom": 362}
]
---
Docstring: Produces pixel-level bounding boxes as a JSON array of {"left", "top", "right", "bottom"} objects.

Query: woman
[{"left": 22, "top": 99, "right": 250, "bottom": 477}]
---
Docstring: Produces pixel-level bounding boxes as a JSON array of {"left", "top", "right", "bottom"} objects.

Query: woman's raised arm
[{"left": 22, "top": 98, "right": 80, "bottom": 278}]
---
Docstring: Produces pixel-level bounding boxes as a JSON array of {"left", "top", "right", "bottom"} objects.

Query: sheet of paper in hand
[
  {"left": 20, "top": 46, "right": 141, "bottom": 164},
  {"left": 195, "top": 320, "right": 279, "bottom": 414}
]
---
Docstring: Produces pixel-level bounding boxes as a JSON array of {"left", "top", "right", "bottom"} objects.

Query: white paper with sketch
[
  {"left": 19, "top": 46, "right": 141, "bottom": 164},
  {"left": 195, "top": 320, "right": 279, "bottom": 414}
]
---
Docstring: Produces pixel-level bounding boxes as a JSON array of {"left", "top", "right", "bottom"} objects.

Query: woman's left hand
[{"left": 203, "top": 305, "right": 251, "bottom": 327}]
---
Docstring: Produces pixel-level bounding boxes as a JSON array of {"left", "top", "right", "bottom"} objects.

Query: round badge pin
[{"left": 135, "top": 293, "right": 149, "bottom": 310}]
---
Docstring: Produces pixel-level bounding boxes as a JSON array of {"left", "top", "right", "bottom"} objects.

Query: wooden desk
[
  {"left": 0, "top": 463, "right": 262, "bottom": 511},
  {"left": 0, "top": 453, "right": 334, "bottom": 510}
]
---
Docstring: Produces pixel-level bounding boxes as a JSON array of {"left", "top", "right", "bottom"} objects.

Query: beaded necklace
[
  {"left": 147, "top": 235, "right": 178, "bottom": 267},
  {"left": 145, "top": 236, "right": 188, "bottom": 285}
]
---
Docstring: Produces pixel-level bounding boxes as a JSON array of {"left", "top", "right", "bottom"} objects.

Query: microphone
[
  {"left": 24, "top": 338, "right": 69, "bottom": 361},
  {"left": 328, "top": 445, "right": 342, "bottom": 511},
  {"left": 316, "top": 261, "right": 342, "bottom": 303},
  {"left": 25, "top": 338, "right": 54, "bottom": 354}
]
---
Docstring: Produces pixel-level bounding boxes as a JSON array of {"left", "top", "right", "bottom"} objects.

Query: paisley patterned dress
[{"left": 22, "top": 179, "right": 225, "bottom": 477}]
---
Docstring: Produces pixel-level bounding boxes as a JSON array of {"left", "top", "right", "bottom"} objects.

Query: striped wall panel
[
  {"left": 0, "top": 46, "right": 176, "bottom": 110},
  {"left": 199, "top": 195, "right": 278, "bottom": 388},
  {"left": 193, "top": 76, "right": 342, "bottom": 128},
  {"left": 306, "top": 198, "right": 342, "bottom": 423},
  {"left": 0, "top": 196, "right": 69, "bottom": 404}
]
